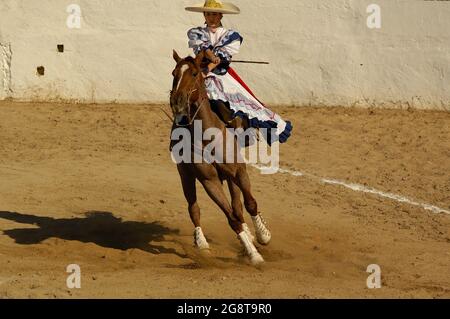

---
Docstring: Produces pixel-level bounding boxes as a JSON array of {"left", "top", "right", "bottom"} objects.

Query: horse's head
[{"left": 170, "top": 50, "right": 205, "bottom": 126}]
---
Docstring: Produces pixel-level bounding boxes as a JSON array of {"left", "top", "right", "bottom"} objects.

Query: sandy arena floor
[{"left": 0, "top": 101, "right": 449, "bottom": 298}]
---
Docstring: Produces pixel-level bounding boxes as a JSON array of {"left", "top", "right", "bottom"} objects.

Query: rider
[{"left": 185, "top": 0, "right": 292, "bottom": 145}]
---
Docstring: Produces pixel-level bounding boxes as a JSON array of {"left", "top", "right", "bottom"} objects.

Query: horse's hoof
[
  {"left": 197, "top": 243, "right": 210, "bottom": 250},
  {"left": 252, "top": 214, "right": 272, "bottom": 245},
  {"left": 238, "top": 231, "right": 264, "bottom": 266},
  {"left": 256, "top": 230, "right": 271, "bottom": 246},
  {"left": 250, "top": 252, "right": 265, "bottom": 266},
  {"left": 194, "top": 227, "right": 210, "bottom": 250}
]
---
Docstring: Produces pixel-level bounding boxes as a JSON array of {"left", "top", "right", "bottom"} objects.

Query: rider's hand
[
  {"left": 206, "top": 49, "right": 220, "bottom": 64},
  {"left": 202, "top": 62, "right": 221, "bottom": 78},
  {"left": 211, "top": 56, "right": 221, "bottom": 64}
]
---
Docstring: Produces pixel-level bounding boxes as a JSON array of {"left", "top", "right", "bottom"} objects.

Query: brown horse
[{"left": 169, "top": 50, "right": 271, "bottom": 265}]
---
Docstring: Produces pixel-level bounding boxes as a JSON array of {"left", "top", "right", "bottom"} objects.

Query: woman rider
[{"left": 185, "top": 0, "right": 293, "bottom": 145}]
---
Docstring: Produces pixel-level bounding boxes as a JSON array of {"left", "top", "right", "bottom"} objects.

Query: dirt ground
[{"left": 0, "top": 101, "right": 449, "bottom": 299}]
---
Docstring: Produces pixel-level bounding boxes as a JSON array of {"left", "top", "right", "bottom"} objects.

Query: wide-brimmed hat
[{"left": 185, "top": 0, "right": 240, "bottom": 14}]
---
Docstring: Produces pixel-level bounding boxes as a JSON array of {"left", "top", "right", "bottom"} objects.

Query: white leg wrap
[
  {"left": 238, "top": 231, "right": 264, "bottom": 265},
  {"left": 252, "top": 214, "right": 272, "bottom": 245},
  {"left": 242, "top": 223, "right": 255, "bottom": 244},
  {"left": 194, "top": 227, "right": 210, "bottom": 250}
]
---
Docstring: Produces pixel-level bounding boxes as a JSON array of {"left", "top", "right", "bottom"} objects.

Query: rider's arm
[
  {"left": 187, "top": 27, "right": 213, "bottom": 54},
  {"left": 202, "top": 61, "right": 221, "bottom": 77},
  {"left": 205, "top": 49, "right": 220, "bottom": 64},
  {"left": 214, "top": 30, "right": 243, "bottom": 63}
]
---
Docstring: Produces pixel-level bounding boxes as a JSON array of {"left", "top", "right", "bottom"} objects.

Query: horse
[{"left": 169, "top": 50, "right": 271, "bottom": 265}]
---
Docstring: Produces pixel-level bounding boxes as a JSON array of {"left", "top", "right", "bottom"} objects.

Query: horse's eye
[{"left": 192, "top": 72, "right": 198, "bottom": 77}]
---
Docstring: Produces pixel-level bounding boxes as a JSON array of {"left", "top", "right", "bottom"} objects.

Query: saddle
[{"left": 210, "top": 100, "right": 258, "bottom": 148}]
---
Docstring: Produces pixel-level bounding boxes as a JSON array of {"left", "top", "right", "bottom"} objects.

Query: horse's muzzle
[{"left": 175, "top": 114, "right": 189, "bottom": 126}]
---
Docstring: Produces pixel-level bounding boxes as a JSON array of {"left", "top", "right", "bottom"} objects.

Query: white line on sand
[{"left": 252, "top": 165, "right": 450, "bottom": 215}]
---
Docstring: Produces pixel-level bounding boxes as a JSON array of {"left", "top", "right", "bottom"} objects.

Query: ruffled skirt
[{"left": 204, "top": 68, "right": 292, "bottom": 145}]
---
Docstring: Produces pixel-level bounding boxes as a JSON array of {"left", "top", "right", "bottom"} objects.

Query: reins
[
  {"left": 159, "top": 106, "right": 174, "bottom": 122},
  {"left": 167, "top": 69, "right": 227, "bottom": 157},
  {"left": 172, "top": 76, "right": 208, "bottom": 128}
]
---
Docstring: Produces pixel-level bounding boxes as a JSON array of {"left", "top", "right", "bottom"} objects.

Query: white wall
[{"left": 0, "top": 0, "right": 449, "bottom": 109}]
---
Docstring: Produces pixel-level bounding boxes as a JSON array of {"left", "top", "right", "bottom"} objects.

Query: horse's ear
[
  {"left": 173, "top": 50, "right": 182, "bottom": 63},
  {"left": 195, "top": 51, "right": 205, "bottom": 66}
]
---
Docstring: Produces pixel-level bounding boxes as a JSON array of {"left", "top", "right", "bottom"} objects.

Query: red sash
[{"left": 227, "top": 67, "right": 266, "bottom": 107}]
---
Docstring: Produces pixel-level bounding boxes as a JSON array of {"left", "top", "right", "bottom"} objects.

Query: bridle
[
  {"left": 168, "top": 60, "right": 237, "bottom": 157},
  {"left": 171, "top": 65, "right": 209, "bottom": 128}
]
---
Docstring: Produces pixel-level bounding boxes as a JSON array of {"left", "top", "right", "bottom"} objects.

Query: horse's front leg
[
  {"left": 234, "top": 166, "right": 272, "bottom": 246},
  {"left": 177, "top": 164, "right": 209, "bottom": 250},
  {"left": 198, "top": 171, "right": 264, "bottom": 266},
  {"left": 227, "top": 179, "right": 255, "bottom": 244}
]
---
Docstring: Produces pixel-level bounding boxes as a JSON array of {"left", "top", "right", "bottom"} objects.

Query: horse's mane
[{"left": 184, "top": 56, "right": 195, "bottom": 64}]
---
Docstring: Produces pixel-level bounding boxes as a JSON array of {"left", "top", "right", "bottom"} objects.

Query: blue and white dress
[{"left": 188, "top": 26, "right": 293, "bottom": 144}]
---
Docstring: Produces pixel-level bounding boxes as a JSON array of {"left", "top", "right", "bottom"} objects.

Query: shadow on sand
[{"left": 0, "top": 210, "right": 187, "bottom": 258}]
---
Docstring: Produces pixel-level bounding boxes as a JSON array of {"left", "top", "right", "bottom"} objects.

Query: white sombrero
[{"left": 185, "top": 0, "right": 240, "bottom": 14}]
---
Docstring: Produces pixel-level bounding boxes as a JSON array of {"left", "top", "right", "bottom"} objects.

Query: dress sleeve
[
  {"left": 213, "top": 30, "right": 243, "bottom": 62},
  {"left": 187, "top": 27, "right": 213, "bottom": 55}
]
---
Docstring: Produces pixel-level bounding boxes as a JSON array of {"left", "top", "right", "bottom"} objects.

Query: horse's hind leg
[
  {"left": 227, "top": 179, "right": 255, "bottom": 243},
  {"left": 177, "top": 164, "right": 209, "bottom": 250},
  {"left": 235, "top": 167, "right": 272, "bottom": 246},
  {"left": 199, "top": 174, "right": 264, "bottom": 265}
]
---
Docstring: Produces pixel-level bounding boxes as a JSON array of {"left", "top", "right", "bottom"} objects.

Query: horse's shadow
[{"left": 0, "top": 210, "right": 187, "bottom": 258}]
